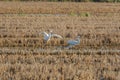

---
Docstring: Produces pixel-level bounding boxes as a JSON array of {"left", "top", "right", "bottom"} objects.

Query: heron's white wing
[
  {"left": 51, "top": 34, "right": 63, "bottom": 39},
  {"left": 40, "top": 32, "right": 49, "bottom": 36},
  {"left": 39, "top": 32, "right": 50, "bottom": 41}
]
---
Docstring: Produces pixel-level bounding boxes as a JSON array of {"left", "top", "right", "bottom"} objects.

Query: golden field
[
  {"left": 0, "top": 53, "right": 119, "bottom": 80},
  {"left": 0, "top": 14, "right": 120, "bottom": 49},
  {"left": 0, "top": 2, "right": 120, "bottom": 14},
  {"left": 0, "top": 2, "right": 120, "bottom": 80}
]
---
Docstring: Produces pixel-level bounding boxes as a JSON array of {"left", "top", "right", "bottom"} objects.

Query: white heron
[
  {"left": 66, "top": 36, "right": 80, "bottom": 49},
  {"left": 40, "top": 30, "right": 63, "bottom": 43}
]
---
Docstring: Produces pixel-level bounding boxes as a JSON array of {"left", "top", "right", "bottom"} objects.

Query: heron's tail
[{"left": 65, "top": 45, "right": 73, "bottom": 49}]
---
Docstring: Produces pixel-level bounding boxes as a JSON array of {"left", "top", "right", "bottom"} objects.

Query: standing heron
[{"left": 66, "top": 36, "right": 80, "bottom": 49}]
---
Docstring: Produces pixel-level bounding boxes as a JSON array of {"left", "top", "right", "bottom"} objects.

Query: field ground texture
[{"left": 0, "top": 2, "right": 120, "bottom": 80}]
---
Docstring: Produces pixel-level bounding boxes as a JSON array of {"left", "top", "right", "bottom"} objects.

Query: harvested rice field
[{"left": 0, "top": 2, "right": 119, "bottom": 80}]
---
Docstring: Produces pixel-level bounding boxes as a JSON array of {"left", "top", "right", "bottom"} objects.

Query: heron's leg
[
  {"left": 43, "top": 40, "right": 47, "bottom": 49},
  {"left": 65, "top": 45, "right": 73, "bottom": 49}
]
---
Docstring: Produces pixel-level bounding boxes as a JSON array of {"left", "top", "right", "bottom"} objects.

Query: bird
[
  {"left": 66, "top": 36, "right": 80, "bottom": 49},
  {"left": 40, "top": 30, "right": 63, "bottom": 43}
]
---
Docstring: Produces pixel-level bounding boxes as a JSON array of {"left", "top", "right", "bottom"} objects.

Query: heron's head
[
  {"left": 48, "top": 29, "right": 52, "bottom": 32},
  {"left": 50, "top": 30, "right": 53, "bottom": 33},
  {"left": 49, "top": 30, "right": 53, "bottom": 35}
]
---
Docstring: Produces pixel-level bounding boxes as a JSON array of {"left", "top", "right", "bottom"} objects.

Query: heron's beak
[{"left": 60, "top": 36, "right": 63, "bottom": 39}]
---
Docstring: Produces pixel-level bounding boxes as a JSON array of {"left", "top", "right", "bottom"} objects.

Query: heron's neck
[
  {"left": 76, "top": 38, "right": 80, "bottom": 43},
  {"left": 49, "top": 33, "right": 52, "bottom": 38}
]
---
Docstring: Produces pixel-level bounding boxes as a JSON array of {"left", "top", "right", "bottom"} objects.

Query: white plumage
[{"left": 40, "top": 30, "right": 63, "bottom": 42}]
